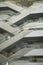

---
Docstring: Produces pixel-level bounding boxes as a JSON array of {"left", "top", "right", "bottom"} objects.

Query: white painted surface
[
  {"left": 0, "top": 2, "right": 7, "bottom": 7},
  {"left": 24, "top": 49, "right": 43, "bottom": 56},
  {"left": 5, "top": 1, "right": 24, "bottom": 12},
  {"left": 25, "top": 30, "right": 43, "bottom": 37}
]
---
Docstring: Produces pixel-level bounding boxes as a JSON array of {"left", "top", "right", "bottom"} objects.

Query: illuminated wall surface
[{"left": 0, "top": 0, "right": 43, "bottom": 65}]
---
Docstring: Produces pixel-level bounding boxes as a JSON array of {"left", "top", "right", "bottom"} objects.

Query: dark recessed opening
[
  {"left": 0, "top": 7, "right": 19, "bottom": 13},
  {"left": 18, "top": 56, "right": 43, "bottom": 62},
  {"left": 0, "top": 7, "right": 20, "bottom": 22},
  {"left": 12, "top": 13, "right": 43, "bottom": 27}
]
